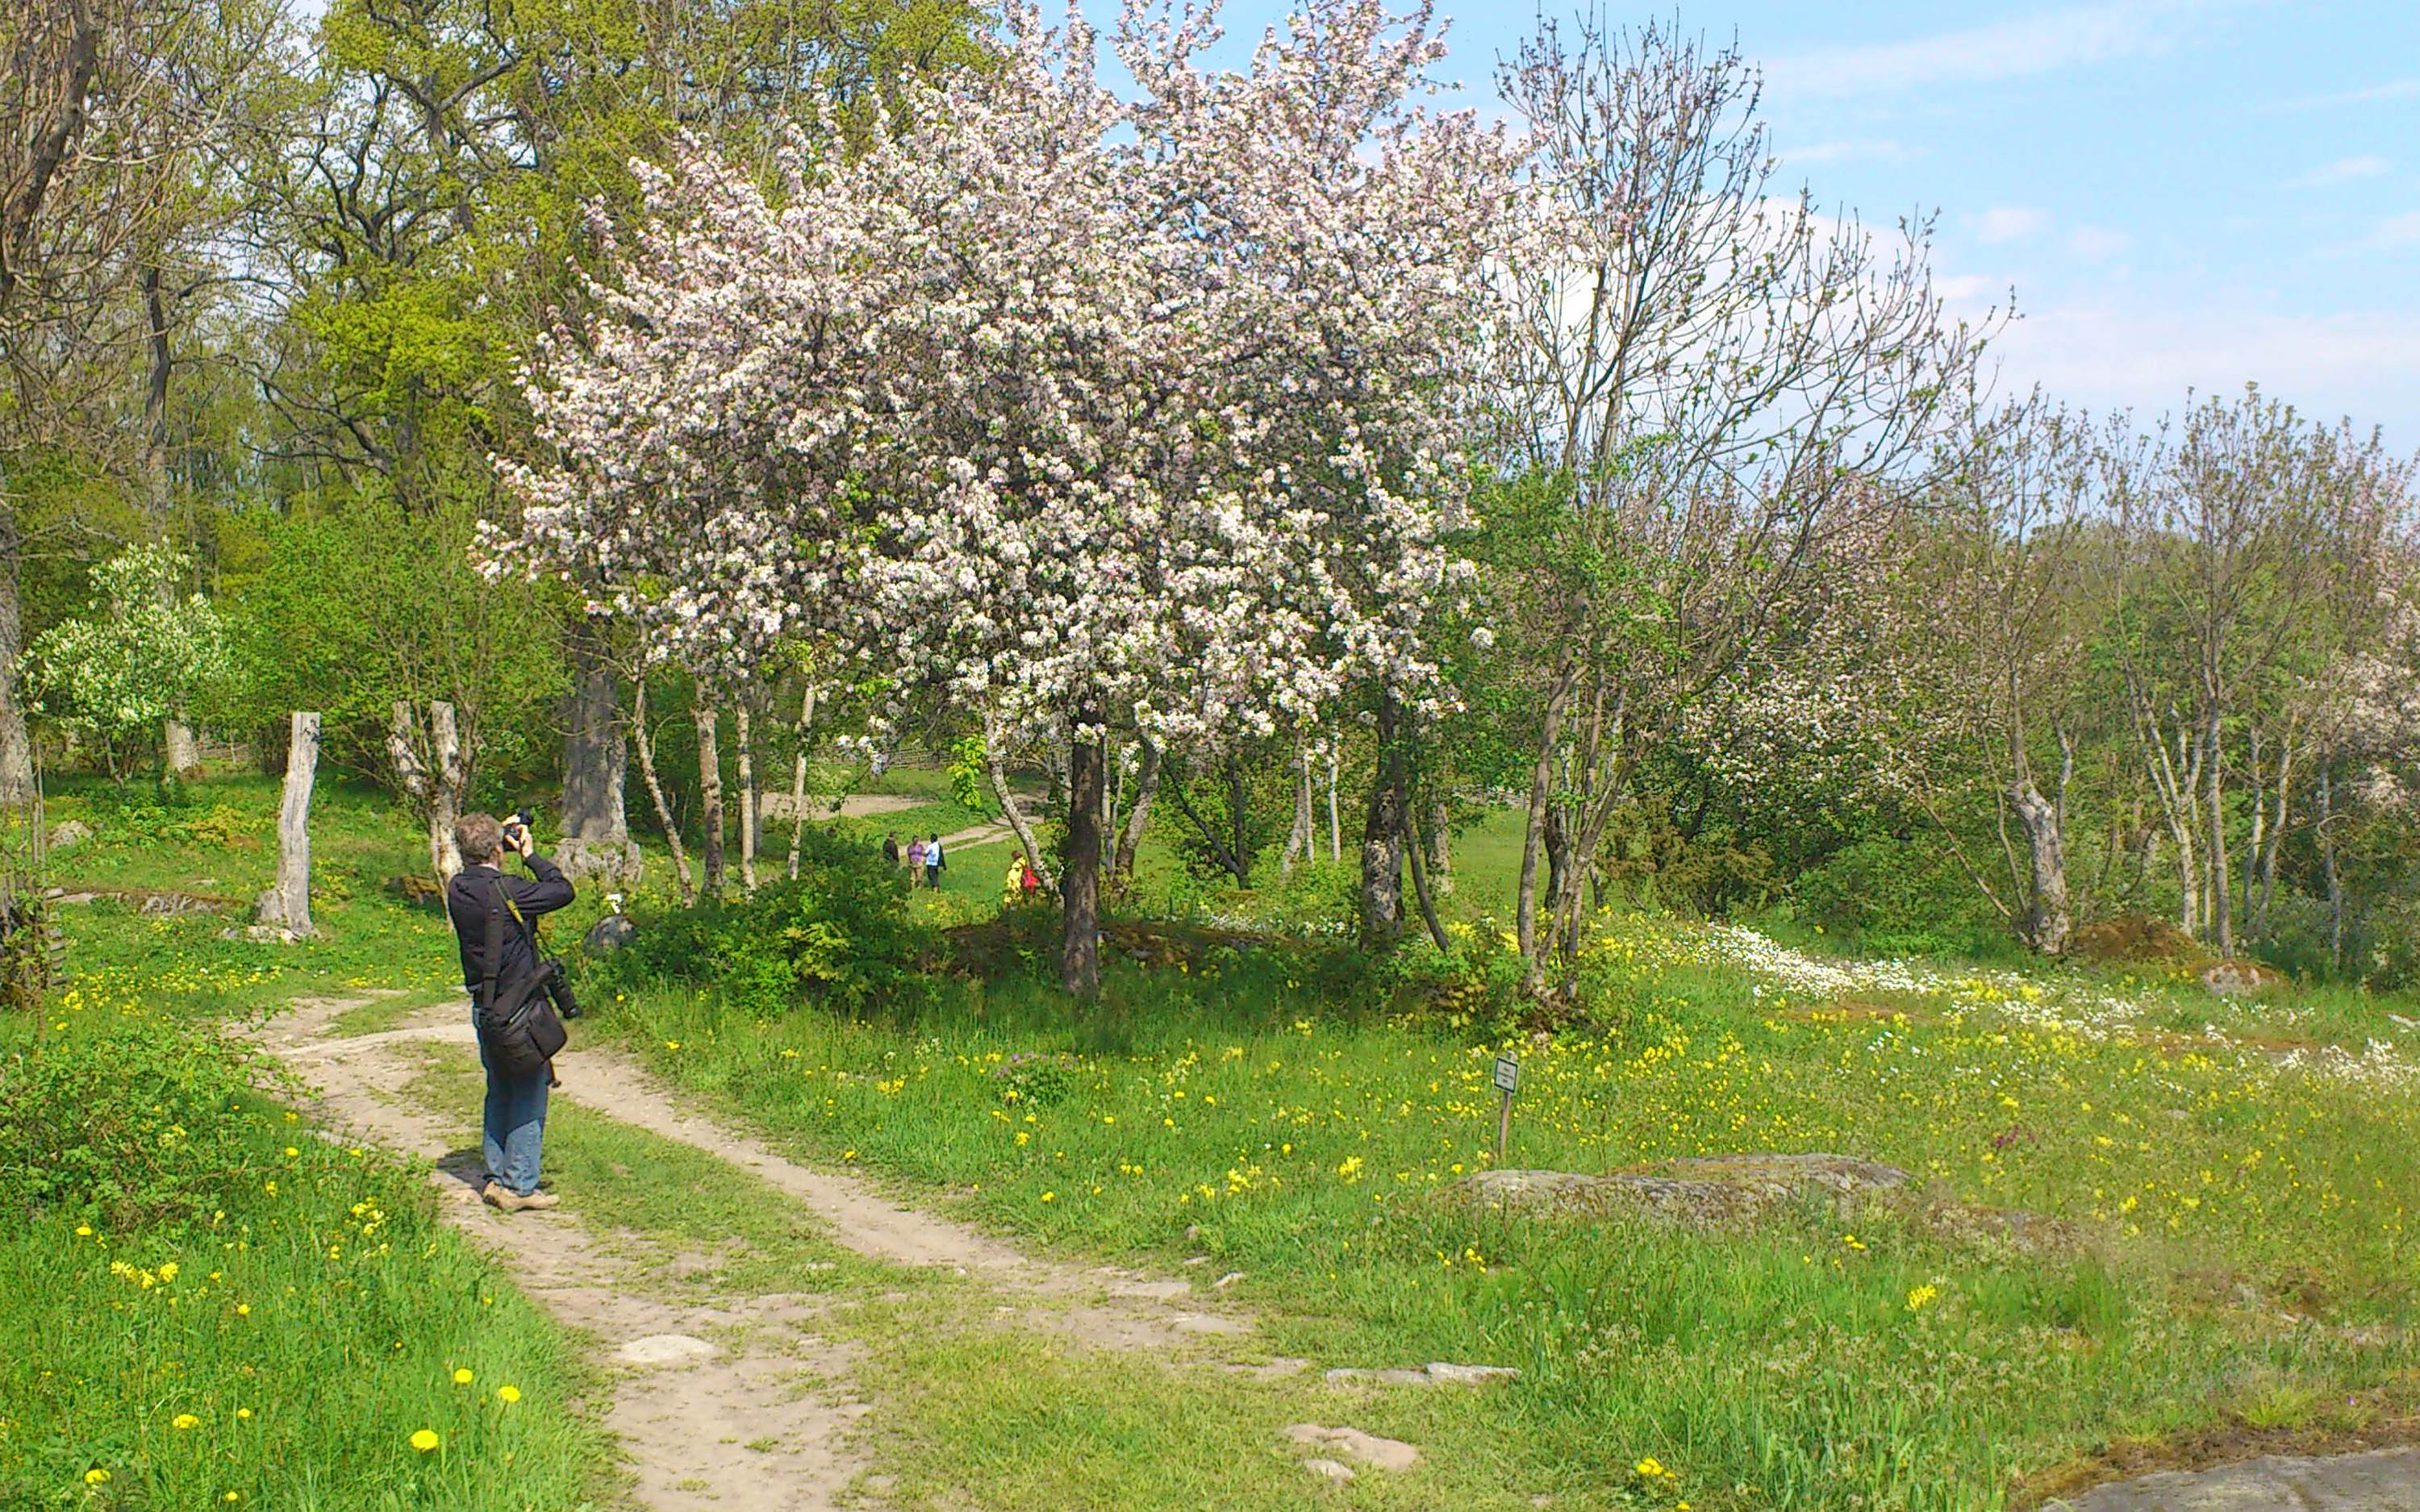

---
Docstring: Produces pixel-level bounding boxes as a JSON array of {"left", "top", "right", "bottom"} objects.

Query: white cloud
[
  {"left": 1763, "top": 0, "right": 2234, "bottom": 98},
  {"left": 2067, "top": 225, "right": 2134, "bottom": 260},
  {"left": 1966, "top": 298, "right": 2420, "bottom": 442},
  {"left": 1975, "top": 206, "right": 2049, "bottom": 244},
  {"left": 2291, "top": 155, "right": 2393, "bottom": 188},
  {"left": 2368, "top": 211, "right": 2420, "bottom": 250},
  {"left": 1934, "top": 273, "right": 2004, "bottom": 302},
  {"left": 1779, "top": 138, "right": 1913, "bottom": 166},
  {"left": 2276, "top": 77, "right": 2420, "bottom": 110}
]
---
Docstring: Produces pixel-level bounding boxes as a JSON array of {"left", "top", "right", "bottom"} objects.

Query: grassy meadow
[{"left": 10, "top": 766, "right": 2420, "bottom": 1508}]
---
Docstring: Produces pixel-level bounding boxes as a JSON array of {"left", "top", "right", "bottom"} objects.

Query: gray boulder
[
  {"left": 48, "top": 819, "right": 91, "bottom": 852},
  {"left": 1449, "top": 1153, "right": 1912, "bottom": 1228},
  {"left": 583, "top": 913, "right": 639, "bottom": 955}
]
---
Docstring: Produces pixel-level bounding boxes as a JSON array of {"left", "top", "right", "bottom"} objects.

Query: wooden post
[
  {"left": 256, "top": 712, "right": 319, "bottom": 936},
  {"left": 1492, "top": 1055, "right": 1518, "bottom": 1166}
]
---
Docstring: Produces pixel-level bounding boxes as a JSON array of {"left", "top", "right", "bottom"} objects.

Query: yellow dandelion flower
[
  {"left": 173, "top": 1414, "right": 201, "bottom": 1431},
  {"left": 1041, "top": 1191, "right": 1057, "bottom": 1202},
  {"left": 453, "top": 1368, "right": 474, "bottom": 1385},
  {"left": 409, "top": 1429, "right": 440, "bottom": 1452},
  {"left": 85, "top": 1468, "right": 111, "bottom": 1485},
  {"left": 1634, "top": 1457, "right": 1663, "bottom": 1478},
  {"left": 496, "top": 1385, "right": 521, "bottom": 1404},
  {"left": 236, "top": 1408, "right": 252, "bottom": 1420}
]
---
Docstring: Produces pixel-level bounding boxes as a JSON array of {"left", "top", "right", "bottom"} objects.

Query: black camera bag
[{"left": 474, "top": 877, "right": 567, "bottom": 1078}]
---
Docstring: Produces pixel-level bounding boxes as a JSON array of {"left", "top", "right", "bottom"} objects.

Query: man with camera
[{"left": 447, "top": 811, "right": 577, "bottom": 1213}]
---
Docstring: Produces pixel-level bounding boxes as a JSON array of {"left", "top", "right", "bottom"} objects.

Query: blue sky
[{"left": 1213, "top": 0, "right": 2420, "bottom": 449}]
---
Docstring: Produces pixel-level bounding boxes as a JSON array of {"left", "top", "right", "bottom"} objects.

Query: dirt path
[{"left": 253, "top": 994, "right": 1254, "bottom": 1511}]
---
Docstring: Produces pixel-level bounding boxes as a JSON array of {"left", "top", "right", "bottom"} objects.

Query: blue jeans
[{"left": 475, "top": 1024, "right": 549, "bottom": 1197}]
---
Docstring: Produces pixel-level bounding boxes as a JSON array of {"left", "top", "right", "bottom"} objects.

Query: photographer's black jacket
[{"left": 447, "top": 854, "right": 575, "bottom": 999}]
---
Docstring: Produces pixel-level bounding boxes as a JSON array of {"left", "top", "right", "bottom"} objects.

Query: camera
[
  {"left": 536, "top": 956, "right": 582, "bottom": 1020},
  {"left": 503, "top": 808, "right": 535, "bottom": 847}
]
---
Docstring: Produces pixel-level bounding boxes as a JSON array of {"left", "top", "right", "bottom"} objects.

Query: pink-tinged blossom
[{"left": 491, "top": 0, "right": 1515, "bottom": 752}]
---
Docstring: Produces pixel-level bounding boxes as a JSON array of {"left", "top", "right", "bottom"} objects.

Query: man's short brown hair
[{"left": 456, "top": 812, "right": 503, "bottom": 865}]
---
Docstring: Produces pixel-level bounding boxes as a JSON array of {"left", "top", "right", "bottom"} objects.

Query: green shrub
[
  {"left": 1792, "top": 835, "right": 2001, "bottom": 956},
  {"left": 0, "top": 1018, "right": 278, "bottom": 1230},
  {"left": 587, "top": 827, "right": 936, "bottom": 1016}
]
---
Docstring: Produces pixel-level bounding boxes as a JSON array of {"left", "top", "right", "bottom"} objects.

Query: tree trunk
[
  {"left": 1112, "top": 740, "right": 1161, "bottom": 885},
  {"left": 1326, "top": 751, "right": 1341, "bottom": 860},
  {"left": 694, "top": 693, "right": 725, "bottom": 897},
  {"left": 388, "top": 699, "right": 466, "bottom": 881},
  {"left": 736, "top": 698, "right": 758, "bottom": 893},
  {"left": 989, "top": 737, "right": 1055, "bottom": 892},
  {"left": 1429, "top": 799, "right": 1453, "bottom": 896},
  {"left": 141, "top": 261, "right": 202, "bottom": 780},
  {"left": 1403, "top": 781, "right": 1452, "bottom": 952},
  {"left": 1062, "top": 730, "right": 1104, "bottom": 998},
  {"left": 1517, "top": 669, "right": 1574, "bottom": 993},
  {"left": 2205, "top": 712, "right": 2232, "bottom": 956},
  {"left": 632, "top": 681, "right": 694, "bottom": 906},
  {"left": 558, "top": 634, "right": 628, "bottom": 840},
  {"left": 2170, "top": 814, "right": 2199, "bottom": 941},
  {"left": 0, "top": 499, "right": 34, "bottom": 802},
  {"left": 1225, "top": 760, "right": 1252, "bottom": 887},
  {"left": 2239, "top": 726, "right": 2264, "bottom": 943},
  {"left": 2254, "top": 740, "right": 2293, "bottom": 945},
  {"left": 2009, "top": 779, "right": 2072, "bottom": 955},
  {"left": 254, "top": 712, "right": 319, "bottom": 935},
  {"left": 2318, "top": 767, "right": 2343, "bottom": 974},
  {"left": 1358, "top": 694, "right": 1406, "bottom": 952},
  {"left": 787, "top": 681, "right": 818, "bottom": 881},
  {"left": 1281, "top": 745, "right": 1312, "bottom": 875},
  {"left": 556, "top": 629, "right": 639, "bottom": 885}
]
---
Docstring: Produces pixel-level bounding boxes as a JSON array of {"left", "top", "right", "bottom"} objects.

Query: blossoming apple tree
[{"left": 494, "top": 0, "right": 1513, "bottom": 994}]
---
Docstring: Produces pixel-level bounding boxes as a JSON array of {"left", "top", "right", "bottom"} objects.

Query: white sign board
[{"left": 1492, "top": 1056, "right": 1519, "bottom": 1093}]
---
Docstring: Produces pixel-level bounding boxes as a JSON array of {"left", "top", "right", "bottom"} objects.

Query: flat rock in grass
[
  {"left": 1285, "top": 1424, "right": 1418, "bottom": 1472},
  {"left": 47, "top": 819, "right": 90, "bottom": 851},
  {"left": 1325, "top": 1362, "right": 1520, "bottom": 1387},
  {"left": 2046, "top": 1446, "right": 2420, "bottom": 1510},
  {"left": 615, "top": 1333, "right": 717, "bottom": 1367},
  {"left": 1449, "top": 1153, "right": 1912, "bottom": 1227},
  {"left": 1421, "top": 1362, "right": 1521, "bottom": 1386},
  {"left": 1302, "top": 1458, "right": 1355, "bottom": 1483}
]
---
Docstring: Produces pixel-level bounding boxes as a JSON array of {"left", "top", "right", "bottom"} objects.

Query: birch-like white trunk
[{"left": 254, "top": 712, "right": 319, "bottom": 935}]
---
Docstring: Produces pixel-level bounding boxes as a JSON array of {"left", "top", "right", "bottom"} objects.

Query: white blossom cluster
[
  {"left": 1704, "top": 923, "right": 2420, "bottom": 1089},
  {"left": 493, "top": 0, "right": 1514, "bottom": 749}
]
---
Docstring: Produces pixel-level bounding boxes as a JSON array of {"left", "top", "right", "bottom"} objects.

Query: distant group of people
[
  {"left": 881, "top": 827, "right": 1046, "bottom": 901},
  {"left": 882, "top": 831, "right": 947, "bottom": 888}
]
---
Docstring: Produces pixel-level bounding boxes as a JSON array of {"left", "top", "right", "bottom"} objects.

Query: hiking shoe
[{"left": 482, "top": 1181, "right": 557, "bottom": 1213}]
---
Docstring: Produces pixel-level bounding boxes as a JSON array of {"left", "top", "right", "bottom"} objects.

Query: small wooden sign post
[{"left": 1492, "top": 1054, "right": 1519, "bottom": 1165}]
